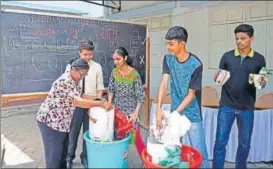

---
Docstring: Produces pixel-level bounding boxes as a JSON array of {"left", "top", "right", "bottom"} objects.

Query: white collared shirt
[{"left": 65, "top": 60, "right": 104, "bottom": 96}]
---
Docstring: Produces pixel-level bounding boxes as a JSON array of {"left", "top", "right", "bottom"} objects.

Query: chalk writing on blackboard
[
  {"left": 31, "top": 55, "right": 58, "bottom": 72},
  {"left": 23, "top": 53, "right": 65, "bottom": 81},
  {"left": 2, "top": 38, "right": 78, "bottom": 51},
  {"left": 68, "top": 27, "right": 84, "bottom": 39},
  {"left": 94, "top": 51, "right": 107, "bottom": 64},
  {"left": 129, "top": 30, "right": 145, "bottom": 49},
  {"left": 9, "top": 24, "right": 31, "bottom": 37},
  {"left": 129, "top": 49, "right": 138, "bottom": 57},
  {"left": 96, "top": 28, "right": 120, "bottom": 40},
  {"left": 108, "top": 40, "right": 124, "bottom": 53},
  {"left": 33, "top": 26, "right": 56, "bottom": 37},
  {"left": 22, "top": 14, "right": 97, "bottom": 25},
  {"left": 130, "top": 30, "right": 141, "bottom": 49},
  {"left": 93, "top": 51, "right": 110, "bottom": 78},
  {"left": 139, "top": 55, "right": 145, "bottom": 65}
]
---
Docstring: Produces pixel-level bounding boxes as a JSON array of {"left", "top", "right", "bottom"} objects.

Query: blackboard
[{"left": 1, "top": 10, "right": 147, "bottom": 94}]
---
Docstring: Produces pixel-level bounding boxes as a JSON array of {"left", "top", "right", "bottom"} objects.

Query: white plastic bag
[
  {"left": 146, "top": 136, "right": 169, "bottom": 164},
  {"left": 161, "top": 111, "right": 191, "bottom": 146},
  {"left": 88, "top": 107, "right": 114, "bottom": 142},
  {"left": 150, "top": 110, "right": 191, "bottom": 146}
]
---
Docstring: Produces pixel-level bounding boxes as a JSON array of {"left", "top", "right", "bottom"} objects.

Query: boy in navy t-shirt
[
  {"left": 212, "top": 24, "right": 266, "bottom": 169},
  {"left": 156, "top": 26, "right": 209, "bottom": 168}
]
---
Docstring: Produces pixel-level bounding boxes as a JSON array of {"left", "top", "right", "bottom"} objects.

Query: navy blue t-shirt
[
  {"left": 163, "top": 53, "right": 203, "bottom": 122},
  {"left": 219, "top": 49, "right": 266, "bottom": 110}
]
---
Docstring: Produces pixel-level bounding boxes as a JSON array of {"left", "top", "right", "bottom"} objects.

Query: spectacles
[{"left": 78, "top": 71, "right": 87, "bottom": 78}]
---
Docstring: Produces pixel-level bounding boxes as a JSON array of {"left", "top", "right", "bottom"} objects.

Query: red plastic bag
[
  {"left": 114, "top": 108, "right": 134, "bottom": 139},
  {"left": 135, "top": 127, "right": 145, "bottom": 157},
  {"left": 114, "top": 108, "right": 146, "bottom": 157}
]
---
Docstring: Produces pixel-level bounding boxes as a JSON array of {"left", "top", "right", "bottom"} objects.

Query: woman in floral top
[
  {"left": 108, "top": 47, "right": 146, "bottom": 121},
  {"left": 36, "top": 58, "right": 109, "bottom": 169}
]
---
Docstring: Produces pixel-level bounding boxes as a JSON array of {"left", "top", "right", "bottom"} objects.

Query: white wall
[
  {"left": 172, "top": 3, "right": 214, "bottom": 92},
  {"left": 127, "top": 1, "right": 273, "bottom": 99},
  {"left": 130, "top": 15, "right": 173, "bottom": 98},
  {"left": 172, "top": 1, "right": 273, "bottom": 96},
  {"left": 111, "top": 1, "right": 165, "bottom": 12}
]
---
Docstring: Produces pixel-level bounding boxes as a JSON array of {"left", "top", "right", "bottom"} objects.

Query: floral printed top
[
  {"left": 108, "top": 68, "right": 145, "bottom": 115},
  {"left": 36, "top": 72, "right": 81, "bottom": 132}
]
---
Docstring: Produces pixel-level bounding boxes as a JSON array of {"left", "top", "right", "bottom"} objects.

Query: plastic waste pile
[
  {"left": 148, "top": 110, "right": 191, "bottom": 168},
  {"left": 158, "top": 146, "right": 189, "bottom": 168},
  {"left": 150, "top": 110, "right": 191, "bottom": 146}
]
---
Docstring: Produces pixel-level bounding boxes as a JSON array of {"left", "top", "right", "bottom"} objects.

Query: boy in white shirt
[{"left": 66, "top": 40, "right": 105, "bottom": 169}]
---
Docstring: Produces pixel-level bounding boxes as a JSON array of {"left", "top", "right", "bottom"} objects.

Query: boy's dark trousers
[{"left": 66, "top": 107, "right": 89, "bottom": 168}]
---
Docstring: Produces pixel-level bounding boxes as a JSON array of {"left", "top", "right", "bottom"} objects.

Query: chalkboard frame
[
  {"left": 1, "top": 8, "right": 147, "bottom": 28},
  {"left": 1, "top": 8, "right": 151, "bottom": 128}
]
